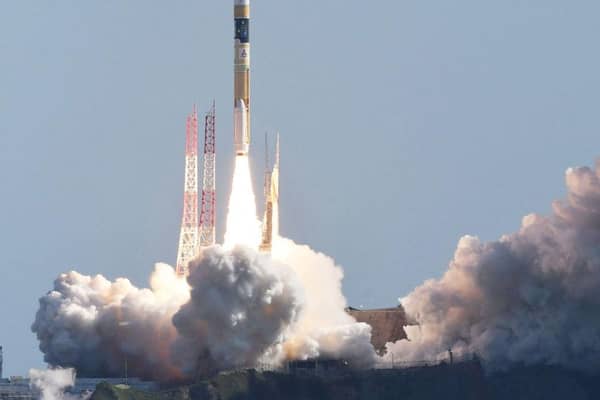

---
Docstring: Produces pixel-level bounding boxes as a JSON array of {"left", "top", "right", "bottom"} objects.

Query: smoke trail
[
  {"left": 386, "top": 160, "right": 600, "bottom": 372},
  {"left": 224, "top": 156, "right": 262, "bottom": 249},
  {"left": 29, "top": 368, "right": 84, "bottom": 400}
]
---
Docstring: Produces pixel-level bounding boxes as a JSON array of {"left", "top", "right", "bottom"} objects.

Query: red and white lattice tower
[
  {"left": 176, "top": 107, "right": 200, "bottom": 276},
  {"left": 199, "top": 102, "right": 216, "bottom": 247}
]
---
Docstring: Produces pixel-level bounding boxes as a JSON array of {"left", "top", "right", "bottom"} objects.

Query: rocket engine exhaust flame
[{"left": 224, "top": 155, "right": 262, "bottom": 250}]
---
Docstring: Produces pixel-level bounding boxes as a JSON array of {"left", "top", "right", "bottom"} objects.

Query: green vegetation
[
  {"left": 90, "top": 361, "right": 485, "bottom": 400},
  {"left": 90, "top": 382, "right": 190, "bottom": 400}
]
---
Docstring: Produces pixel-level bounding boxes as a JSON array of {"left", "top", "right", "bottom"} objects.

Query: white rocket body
[{"left": 234, "top": 99, "right": 249, "bottom": 156}]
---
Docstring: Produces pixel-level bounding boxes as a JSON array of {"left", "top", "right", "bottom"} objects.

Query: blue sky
[{"left": 1, "top": 1, "right": 599, "bottom": 376}]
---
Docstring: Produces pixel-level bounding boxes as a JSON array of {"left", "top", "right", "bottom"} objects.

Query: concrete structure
[
  {"left": 0, "top": 376, "right": 33, "bottom": 400},
  {"left": 0, "top": 377, "right": 158, "bottom": 400},
  {"left": 347, "top": 306, "right": 408, "bottom": 354}
]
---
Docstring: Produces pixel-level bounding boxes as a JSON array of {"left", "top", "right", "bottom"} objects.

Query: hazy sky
[{"left": 1, "top": 1, "right": 600, "bottom": 376}]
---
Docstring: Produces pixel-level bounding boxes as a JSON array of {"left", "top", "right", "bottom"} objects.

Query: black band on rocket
[{"left": 235, "top": 19, "right": 250, "bottom": 43}]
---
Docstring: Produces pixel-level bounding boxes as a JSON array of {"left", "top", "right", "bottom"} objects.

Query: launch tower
[
  {"left": 176, "top": 108, "right": 200, "bottom": 276},
  {"left": 199, "top": 103, "right": 216, "bottom": 247}
]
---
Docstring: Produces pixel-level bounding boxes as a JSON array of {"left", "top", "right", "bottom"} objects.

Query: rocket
[{"left": 234, "top": 0, "right": 251, "bottom": 156}]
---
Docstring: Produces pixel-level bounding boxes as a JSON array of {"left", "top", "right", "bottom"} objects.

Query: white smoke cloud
[
  {"left": 29, "top": 368, "right": 83, "bottom": 400},
  {"left": 272, "top": 237, "right": 375, "bottom": 367},
  {"left": 171, "top": 245, "right": 303, "bottom": 374},
  {"left": 32, "top": 264, "right": 189, "bottom": 380},
  {"left": 33, "top": 241, "right": 376, "bottom": 381},
  {"left": 386, "top": 161, "right": 600, "bottom": 372}
]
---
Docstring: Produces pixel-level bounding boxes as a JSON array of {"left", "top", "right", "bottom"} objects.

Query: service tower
[{"left": 233, "top": 0, "right": 251, "bottom": 156}]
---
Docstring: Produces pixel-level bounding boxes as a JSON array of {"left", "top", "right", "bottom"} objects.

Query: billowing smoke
[
  {"left": 387, "top": 160, "right": 600, "bottom": 372},
  {"left": 171, "top": 246, "right": 303, "bottom": 374},
  {"left": 32, "top": 264, "right": 189, "bottom": 380},
  {"left": 29, "top": 368, "right": 83, "bottom": 400},
  {"left": 272, "top": 237, "right": 375, "bottom": 367},
  {"left": 33, "top": 242, "right": 375, "bottom": 381}
]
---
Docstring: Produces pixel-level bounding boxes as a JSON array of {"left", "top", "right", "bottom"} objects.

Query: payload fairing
[{"left": 234, "top": 0, "right": 251, "bottom": 156}]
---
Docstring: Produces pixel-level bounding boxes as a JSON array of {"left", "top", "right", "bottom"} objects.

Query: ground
[{"left": 89, "top": 360, "right": 600, "bottom": 400}]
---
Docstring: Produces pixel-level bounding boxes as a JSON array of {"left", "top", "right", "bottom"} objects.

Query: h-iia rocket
[{"left": 234, "top": 0, "right": 251, "bottom": 156}]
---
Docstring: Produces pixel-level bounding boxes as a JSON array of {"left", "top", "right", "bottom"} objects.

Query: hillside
[{"left": 89, "top": 361, "right": 600, "bottom": 400}]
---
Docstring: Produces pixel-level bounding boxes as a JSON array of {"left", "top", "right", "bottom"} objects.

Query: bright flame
[{"left": 224, "top": 155, "right": 262, "bottom": 249}]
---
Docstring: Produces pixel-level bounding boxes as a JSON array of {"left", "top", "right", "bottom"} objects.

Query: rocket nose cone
[{"left": 235, "top": 0, "right": 250, "bottom": 5}]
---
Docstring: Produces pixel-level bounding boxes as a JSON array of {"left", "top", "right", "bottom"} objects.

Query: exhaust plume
[
  {"left": 273, "top": 237, "right": 375, "bottom": 367},
  {"left": 33, "top": 243, "right": 375, "bottom": 380},
  {"left": 387, "top": 160, "right": 600, "bottom": 372},
  {"left": 224, "top": 156, "right": 261, "bottom": 249}
]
